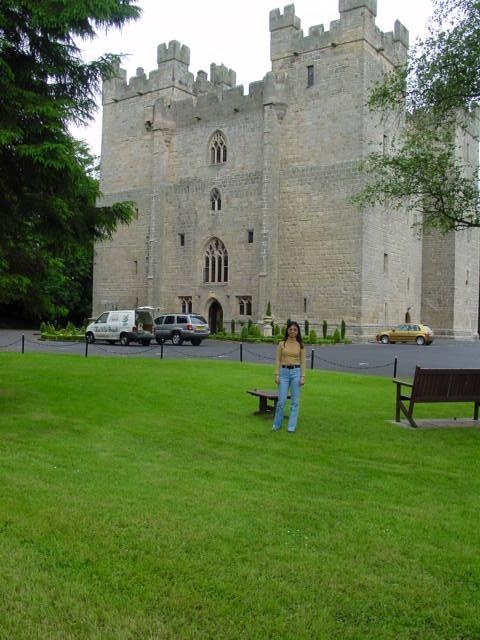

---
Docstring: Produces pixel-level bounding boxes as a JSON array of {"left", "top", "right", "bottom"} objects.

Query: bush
[
  {"left": 230, "top": 319, "right": 236, "bottom": 334},
  {"left": 341, "top": 319, "right": 346, "bottom": 339},
  {"left": 274, "top": 323, "right": 281, "bottom": 336},
  {"left": 322, "top": 320, "right": 328, "bottom": 339},
  {"left": 333, "top": 328, "right": 341, "bottom": 343},
  {"left": 240, "top": 325, "right": 249, "bottom": 340},
  {"left": 309, "top": 329, "right": 317, "bottom": 344}
]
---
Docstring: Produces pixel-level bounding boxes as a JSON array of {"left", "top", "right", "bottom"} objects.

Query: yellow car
[{"left": 376, "top": 323, "right": 434, "bottom": 346}]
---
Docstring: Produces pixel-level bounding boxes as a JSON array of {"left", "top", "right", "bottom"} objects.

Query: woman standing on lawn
[{"left": 272, "top": 321, "right": 306, "bottom": 433}]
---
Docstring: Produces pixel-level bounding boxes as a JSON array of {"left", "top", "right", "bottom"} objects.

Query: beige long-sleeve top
[{"left": 274, "top": 337, "right": 306, "bottom": 377}]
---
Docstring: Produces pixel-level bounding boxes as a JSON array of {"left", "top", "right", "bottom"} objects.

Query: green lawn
[{"left": 0, "top": 353, "right": 479, "bottom": 640}]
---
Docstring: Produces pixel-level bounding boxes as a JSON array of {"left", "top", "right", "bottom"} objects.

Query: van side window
[
  {"left": 164, "top": 316, "right": 175, "bottom": 325},
  {"left": 96, "top": 312, "right": 109, "bottom": 323}
]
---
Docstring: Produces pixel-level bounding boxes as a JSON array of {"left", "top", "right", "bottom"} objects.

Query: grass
[{"left": 0, "top": 353, "right": 479, "bottom": 640}]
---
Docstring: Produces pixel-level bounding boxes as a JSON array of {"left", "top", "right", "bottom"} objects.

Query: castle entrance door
[{"left": 208, "top": 300, "right": 223, "bottom": 334}]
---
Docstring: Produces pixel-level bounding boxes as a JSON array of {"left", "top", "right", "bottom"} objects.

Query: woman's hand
[{"left": 300, "top": 376, "right": 305, "bottom": 386}]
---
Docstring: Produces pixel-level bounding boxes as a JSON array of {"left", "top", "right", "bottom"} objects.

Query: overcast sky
[{"left": 73, "top": 0, "right": 435, "bottom": 156}]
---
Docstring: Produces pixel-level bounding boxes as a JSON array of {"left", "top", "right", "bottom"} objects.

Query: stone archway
[{"left": 208, "top": 300, "right": 223, "bottom": 334}]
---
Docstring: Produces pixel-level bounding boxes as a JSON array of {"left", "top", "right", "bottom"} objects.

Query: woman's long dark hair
[{"left": 283, "top": 321, "right": 304, "bottom": 348}]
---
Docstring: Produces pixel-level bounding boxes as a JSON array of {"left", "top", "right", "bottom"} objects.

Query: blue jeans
[{"left": 273, "top": 367, "right": 301, "bottom": 432}]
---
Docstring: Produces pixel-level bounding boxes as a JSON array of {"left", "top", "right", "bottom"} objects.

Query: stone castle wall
[{"left": 92, "top": 0, "right": 479, "bottom": 339}]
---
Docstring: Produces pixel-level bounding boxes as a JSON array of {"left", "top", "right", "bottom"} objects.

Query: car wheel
[
  {"left": 86, "top": 332, "right": 95, "bottom": 344},
  {"left": 380, "top": 335, "right": 389, "bottom": 344},
  {"left": 171, "top": 331, "right": 183, "bottom": 346},
  {"left": 191, "top": 338, "right": 202, "bottom": 346},
  {"left": 155, "top": 336, "right": 165, "bottom": 345},
  {"left": 141, "top": 339, "right": 151, "bottom": 346},
  {"left": 120, "top": 333, "right": 130, "bottom": 346},
  {"left": 416, "top": 336, "right": 425, "bottom": 345}
]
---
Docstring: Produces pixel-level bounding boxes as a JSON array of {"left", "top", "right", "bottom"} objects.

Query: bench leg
[{"left": 258, "top": 396, "right": 268, "bottom": 414}]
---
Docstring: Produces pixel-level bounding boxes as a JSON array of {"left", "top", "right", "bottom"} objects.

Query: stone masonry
[{"left": 92, "top": 0, "right": 480, "bottom": 339}]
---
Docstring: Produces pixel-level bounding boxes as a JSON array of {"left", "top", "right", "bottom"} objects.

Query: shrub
[
  {"left": 247, "top": 319, "right": 252, "bottom": 330},
  {"left": 274, "top": 323, "right": 281, "bottom": 336},
  {"left": 309, "top": 329, "right": 317, "bottom": 344},
  {"left": 322, "top": 320, "right": 328, "bottom": 339},
  {"left": 230, "top": 319, "right": 236, "bottom": 334},
  {"left": 304, "top": 319, "right": 309, "bottom": 336},
  {"left": 240, "top": 325, "right": 249, "bottom": 340},
  {"left": 333, "top": 328, "right": 341, "bottom": 343},
  {"left": 341, "top": 319, "right": 346, "bottom": 339},
  {"left": 40, "top": 321, "right": 48, "bottom": 334}
]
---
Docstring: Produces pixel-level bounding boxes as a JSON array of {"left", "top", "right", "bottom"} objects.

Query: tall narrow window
[
  {"left": 210, "top": 188, "right": 222, "bottom": 211},
  {"left": 209, "top": 131, "right": 227, "bottom": 164},
  {"left": 204, "top": 238, "right": 228, "bottom": 283},
  {"left": 179, "top": 296, "right": 193, "bottom": 313},
  {"left": 383, "top": 253, "right": 389, "bottom": 274},
  {"left": 179, "top": 233, "right": 185, "bottom": 246},
  {"left": 307, "top": 65, "right": 314, "bottom": 88},
  {"left": 247, "top": 229, "right": 254, "bottom": 243},
  {"left": 238, "top": 296, "right": 252, "bottom": 316}
]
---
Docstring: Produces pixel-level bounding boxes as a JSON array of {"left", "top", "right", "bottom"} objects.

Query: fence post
[
  {"left": 393, "top": 356, "right": 397, "bottom": 378},
  {"left": 240, "top": 343, "right": 243, "bottom": 363},
  {"left": 85, "top": 338, "right": 88, "bottom": 358},
  {"left": 22, "top": 334, "right": 25, "bottom": 354},
  {"left": 310, "top": 348, "right": 315, "bottom": 369}
]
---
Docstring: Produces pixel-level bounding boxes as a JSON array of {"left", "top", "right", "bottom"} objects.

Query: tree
[
  {"left": 0, "top": 0, "right": 141, "bottom": 319},
  {"left": 355, "top": 0, "right": 480, "bottom": 232}
]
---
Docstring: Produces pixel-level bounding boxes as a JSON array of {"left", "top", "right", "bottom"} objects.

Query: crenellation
[
  {"left": 210, "top": 63, "right": 236, "bottom": 88},
  {"left": 157, "top": 40, "right": 190, "bottom": 66},
  {"left": 269, "top": 4, "right": 301, "bottom": 32},
  {"left": 270, "top": 1, "right": 408, "bottom": 67}
]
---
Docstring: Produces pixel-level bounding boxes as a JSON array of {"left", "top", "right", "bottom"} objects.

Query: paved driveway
[{"left": 1, "top": 330, "right": 479, "bottom": 378}]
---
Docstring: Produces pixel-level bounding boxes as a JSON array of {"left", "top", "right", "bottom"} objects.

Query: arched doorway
[{"left": 208, "top": 300, "right": 223, "bottom": 334}]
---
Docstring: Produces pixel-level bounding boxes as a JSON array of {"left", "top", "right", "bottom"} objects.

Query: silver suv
[{"left": 154, "top": 313, "right": 210, "bottom": 346}]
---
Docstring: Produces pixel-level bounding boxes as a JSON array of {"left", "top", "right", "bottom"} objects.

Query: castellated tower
[{"left": 92, "top": 0, "right": 479, "bottom": 339}]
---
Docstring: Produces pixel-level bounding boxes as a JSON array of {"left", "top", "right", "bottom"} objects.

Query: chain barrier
[
  {"left": 24, "top": 337, "right": 84, "bottom": 350},
  {"left": 242, "top": 345, "right": 275, "bottom": 361},
  {"left": 2, "top": 335, "right": 396, "bottom": 374},
  {"left": 161, "top": 343, "right": 241, "bottom": 359},
  {"left": 0, "top": 337, "right": 23, "bottom": 349},
  {"left": 314, "top": 354, "right": 395, "bottom": 371},
  {"left": 87, "top": 342, "right": 155, "bottom": 356}
]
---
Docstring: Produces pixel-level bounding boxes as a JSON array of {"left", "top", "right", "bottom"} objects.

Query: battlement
[
  {"left": 210, "top": 63, "right": 236, "bottom": 88},
  {"left": 151, "top": 79, "right": 268, "bottom": 129},
  {"left": 270, "top": 1, "right": 408, "bottom": 66},
  {"left": 157, "top": 40, "right": 190, "bottom": 66},
  {"left": 269, "top": 4, "right": 301, "bottom": 32},
  {"left": 339, "top": 0, "right": 377, "bottom": 16}
]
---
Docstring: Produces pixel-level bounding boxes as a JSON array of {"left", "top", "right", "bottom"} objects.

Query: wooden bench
[
  {"left": 393, "top": 367, "right": 480, "bottom": 428},
  {"left": 247, "top": 389, "right": 290, "bottom": 415}
]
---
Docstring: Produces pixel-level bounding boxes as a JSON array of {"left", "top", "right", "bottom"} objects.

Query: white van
[{"left": 85, "top": 308, "right": 154, "bottom": 346}]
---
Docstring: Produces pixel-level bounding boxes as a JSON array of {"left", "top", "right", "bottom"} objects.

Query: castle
[{"left": 93, "top": 0, "right": 480, "bottom": 340}]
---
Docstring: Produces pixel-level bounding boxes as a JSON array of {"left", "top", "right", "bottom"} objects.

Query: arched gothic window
[
  {"left": 210, "top": 131, "right": 227, "bottom": 164},
  {"left": 210, "top": 188, "right": 221, "bottom": 211},
  {"left": 204, "top": 238, "right": 228, "bottom": 283}
]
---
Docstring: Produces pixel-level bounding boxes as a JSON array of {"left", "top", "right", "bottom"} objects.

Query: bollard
[
  {"left": 240, "top": 343, "right": 243, "bottom": 363},
  {"left": 393, "top": 356, "right": 397, "bottom": 378},
  {"left": 310, "top": 348, "right": 315, "bottom": 369},
  {"left": 22, "top": 334, "right": 25, "bottom": 354},
  {"left": 85, "top": 338, "right": 89, "bottom": 358},
  {"left": 160, "top": 341, "right": 164, "bottom": 360}
]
